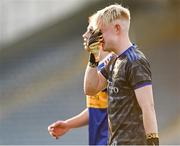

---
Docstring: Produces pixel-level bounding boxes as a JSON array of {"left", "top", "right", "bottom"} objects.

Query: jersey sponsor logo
[
  {"left": 108, "top": 79, "right": 119, "bottom": 95},
  {"left": 109, "top": 86, "right": 119, "bottom": 94}
]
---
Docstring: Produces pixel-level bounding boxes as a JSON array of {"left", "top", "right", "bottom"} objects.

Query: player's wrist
[
  {"left": 63, "top": 120, "right": 72, "bottom": 131},
  {"left": 146, "top": 133, "right": 159, "bottom": 145},
  {"left": 88, "top": 53, "right": 99, "bottom": 68}
]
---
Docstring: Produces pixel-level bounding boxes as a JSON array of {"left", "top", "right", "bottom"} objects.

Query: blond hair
[{"left": 96, "top": 4, "right": 130, "bottom": 31}]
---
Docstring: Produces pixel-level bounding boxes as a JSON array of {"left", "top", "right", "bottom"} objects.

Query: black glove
[
  {"left": 88, "top": 29, "right": 103, "bottom": 50},
  {"left": 87, "top": 29, "right": 103, "bottom": 67}
]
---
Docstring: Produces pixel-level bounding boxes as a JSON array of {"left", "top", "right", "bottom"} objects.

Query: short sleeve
[{"left": 127, "top": 59, "right": 152, "bottom": 89}]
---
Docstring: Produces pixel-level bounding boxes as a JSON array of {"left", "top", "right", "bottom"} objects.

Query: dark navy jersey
[{"left": 100, "top": 44, "right": 151, "bottom": 145}]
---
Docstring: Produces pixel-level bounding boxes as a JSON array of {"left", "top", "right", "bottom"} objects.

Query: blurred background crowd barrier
[{"left": 0, "top": 0, "right": 180, "bottom": 144}]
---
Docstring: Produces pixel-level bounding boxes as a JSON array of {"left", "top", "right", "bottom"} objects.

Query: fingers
[
  {"left": 48, "top": 120, "right": 67, "bottom": 140},
  {"left": 48, "top": 127, "right": 58, "bottom": 139},
  {"left": 99, "top": 37, "right": 104, "bottom": 43},
  {"left": 83, "top": 38, "right": 89, "bottom": 51},
  {"left": 48, "top": 123, "right": 59, "bottom": 139},
  {"left": 83, "top": 29, "right": 103, "bottom": 51},
  {"left": 50, "top": 132, "right": 59, "bottom": 139},
  {"left": 89, "top": 41, "right": 100, "bottom": 47}
]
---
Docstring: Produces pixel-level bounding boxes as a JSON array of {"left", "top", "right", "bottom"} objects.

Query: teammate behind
[{"left": 48, "top": 13, "right": 114, "bottom": 145}]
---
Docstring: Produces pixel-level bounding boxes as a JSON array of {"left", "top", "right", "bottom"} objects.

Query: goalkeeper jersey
[
  {"left": 86, "top": 53, "right": 114, "bottom": 145},
  {"left": 100, "top": 44, "right": 151, "bottom": 145}
]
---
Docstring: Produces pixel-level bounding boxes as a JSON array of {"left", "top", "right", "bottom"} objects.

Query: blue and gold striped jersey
[{"left": 86, "top": 53, "right": 114, "bottom": 145}]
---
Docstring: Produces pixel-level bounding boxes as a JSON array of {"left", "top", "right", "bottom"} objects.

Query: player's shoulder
[
  {"left": 125, "top": 48, "right": 150, "bottom": 69},
  {"left": 125, "top": 46, "right": 148, "bottom": 61}
]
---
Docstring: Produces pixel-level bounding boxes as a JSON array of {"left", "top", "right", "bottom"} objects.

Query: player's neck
[
  {"left": 114, "top": 36, "right": 132, "bottom": 56},
  {"left": 99, "top": 51, "right": 109, "bottom": 61}
]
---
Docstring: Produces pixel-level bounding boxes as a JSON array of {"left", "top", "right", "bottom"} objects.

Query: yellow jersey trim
[{"left": 86, "top": 91, "right": 108, "bottom": 108}]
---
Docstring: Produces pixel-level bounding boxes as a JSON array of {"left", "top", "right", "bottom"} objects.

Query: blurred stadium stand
[{"left": 0, "top": 0, "right": 180, "bottom": 144}]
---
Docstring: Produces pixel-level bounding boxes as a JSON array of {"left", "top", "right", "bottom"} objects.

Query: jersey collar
[{"left": 118, "top": 43, "right": 137, "bottom": 59}]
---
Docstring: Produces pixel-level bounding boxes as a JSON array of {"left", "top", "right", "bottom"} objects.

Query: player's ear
[{"left": 114, "top": 24, "right": 121, "bottom": 34}]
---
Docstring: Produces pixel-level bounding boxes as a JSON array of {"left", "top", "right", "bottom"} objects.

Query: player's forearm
[
  {"left": 142, "top": 107, "right": 158, "bottom": 134},
  {"left": 65, "top": 108, "right": 88, "bottom": 129},
  {"left": 142, "top": 107, "right": 159, "bottom": 145},
  {"left": 135, "top": 86, "right": 159, "bottom": 144},
  {"left": 135, "top": 86, "right": 158, "bottom": 134},
  {"left": 84, "top": 64, "right": 100, "bottom": 95}
]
